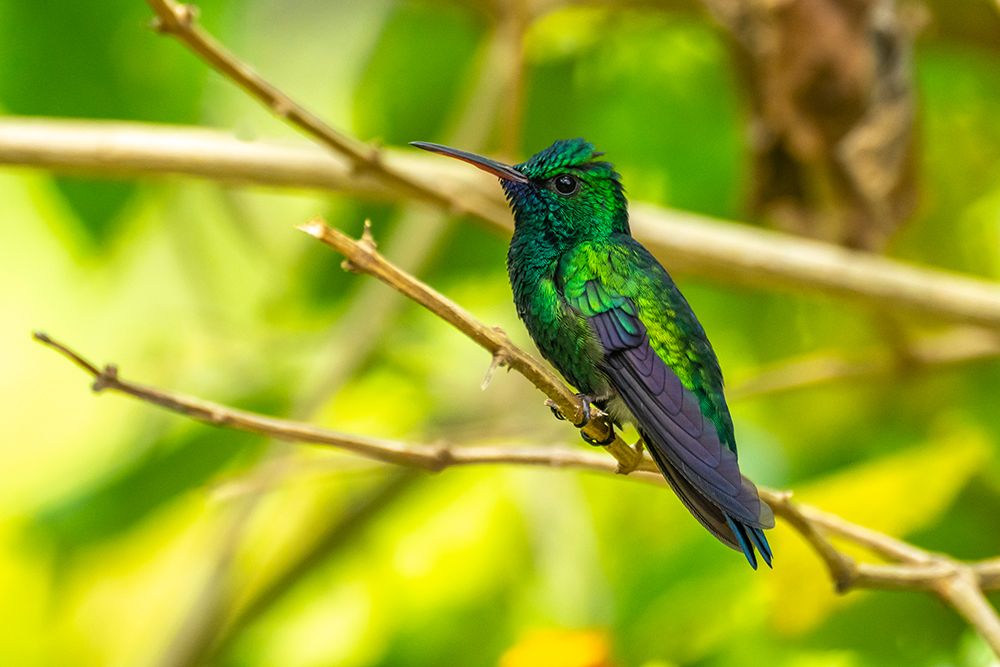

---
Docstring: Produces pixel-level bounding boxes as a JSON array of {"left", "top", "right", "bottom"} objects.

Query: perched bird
[{"left": 412, "top": 138, "right": 774, "bottom": 569}]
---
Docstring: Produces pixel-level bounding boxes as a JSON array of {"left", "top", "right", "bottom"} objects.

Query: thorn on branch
[
  {"left": 481, "top": 328, "right": 511, "bottom": 390},
  {"left": 92, "top": 365, "right": 119, "bottom": 393},
  {"left": 150, "top": 1, "right": 198, "bottom": 34},
  {"left": 368, "top": 143, "right": 385, "bottom": 167},
  {"left": 297, "top": 219, "right": 326, "bottom": 240},
  {"left": 336, "top": 220, "right": 377, "bottom": 273},
  {"left": 428, "top": 442, "right": 455, "bottom": 472},
  {"left": 272, "top": 98, "right": 293, "bottom": 119},
  {"left": 206, "top": 408, "right": 230, "bottom": 426},
  {"left": 359, "top": 219, "right": 377, "bottom": 251},
  {"left": 481, "top": 350, "right": 509, "bottom": 390},
  {"left": 177, "top": 3, "right": 198, "bottom": 26}
]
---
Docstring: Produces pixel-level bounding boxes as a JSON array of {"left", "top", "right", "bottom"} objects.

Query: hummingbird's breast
[{"left": 507, "top": 234, "right": 610, "bottom": 398}]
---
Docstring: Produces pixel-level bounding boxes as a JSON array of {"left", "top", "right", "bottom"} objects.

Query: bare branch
[
  {"left": 35, "top": 329, "right": 1000, "bottom": 655},
  {"left": 936, "top": 571, "right": 1000, "bottom": 655},
  {"left": 295, "top": 217, "right": 1000, "bottom": 655},
  {"left": 13, "top": 0, "right": 996, "bottom": 657},
  {"left": 298, "top": 219, "right": 606, "bottom": 441},
  {"left": 6, "top": 117, "right": 1000, "bottom": 332},
  {"left": 47, "top": 216, "right": 1000, "bottom": 648},
  {"left": 976, "top": 560, "right": 1000, "bottom": 595},
  {"left": 33, "top": 330, "right": 653, "bottom": 478},
  {"left": 142, "top": 0, "right": 465, "bottom": 213}
]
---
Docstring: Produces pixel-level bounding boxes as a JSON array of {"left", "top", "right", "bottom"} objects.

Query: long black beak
[{"left": 410, "top": 141, "right": 529, "bottom": 184}]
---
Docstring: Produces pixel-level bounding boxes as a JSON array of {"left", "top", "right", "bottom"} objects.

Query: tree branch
[
  {"left": 33, "top": 331, "right": 654, "bottom": 478},
  {"left": 5, "top": 117, "right": 1000, "bottom": 332},
  {"left": 155, "top": 17, "right": 540, "bottom": 663},
  {"left": 294, "top": 217, "right": 1000, "bottom": 657},
  {"left": 297, "top": 219, "right": 648, "bottom": 474},
  {"left": 143, "top": 0, "right": 474, "bottom": 215},
  {"left": 34, "top": 328, "right": 1000, "bottom": 655},
  {"left": 14, "top": 0, "right": 996, "bottom": 657}
]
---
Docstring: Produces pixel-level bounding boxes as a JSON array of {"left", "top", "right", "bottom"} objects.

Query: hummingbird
[{"left": 412, "top": 138, "right": 774, "bottom": 568}]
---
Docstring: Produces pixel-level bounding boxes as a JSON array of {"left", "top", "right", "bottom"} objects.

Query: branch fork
[
  {"left": 292, "top": 216, "right": 1000, "bottom": 650},
  {"left": 20, "top": 0, "right": 1000, "bottom": 657},
  {"left": 34, "top": 214, "right": 1000, "bottom": 654}
]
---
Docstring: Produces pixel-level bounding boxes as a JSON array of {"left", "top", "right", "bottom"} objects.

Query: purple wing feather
[{"left": 588, "top": 307, "right": 774, "bottom": 549}]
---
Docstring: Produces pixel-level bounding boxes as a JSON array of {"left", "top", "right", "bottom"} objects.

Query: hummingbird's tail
[
  {"left": 585, "top": 302, "right": 774, "bottom": 568},
  {"left": 645, "top": 436, "right": 773, "bottom": 569}
]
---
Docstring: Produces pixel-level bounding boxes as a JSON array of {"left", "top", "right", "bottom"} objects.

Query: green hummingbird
[{"left": 412, "top": 138, "right": 774, "bottom": 568}]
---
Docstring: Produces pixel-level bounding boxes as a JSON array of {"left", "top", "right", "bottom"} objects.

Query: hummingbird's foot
[
  {"left": 545, "top": 394, "right": 592, "bottom": 427},
  {"left": 547, "top": 395, "right": 614, "bottom": 445},
  {"left": 580, "top": 422, "right": 616, "bottom": 447},
  {"left": 571, "top": 394, "right": 592, "bottom": 428}
]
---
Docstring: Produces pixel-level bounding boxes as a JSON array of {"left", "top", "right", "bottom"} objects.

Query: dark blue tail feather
[
  {"left": 748, "top": 526, "right": 773, "bottom": 568},
  {"left": 725, "top": 514, "right": 772, "bottom": 570}
]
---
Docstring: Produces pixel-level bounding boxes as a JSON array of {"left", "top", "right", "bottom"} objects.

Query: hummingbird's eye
[{"left": 552, "top": 174, "right": 579, "bottom": 196}]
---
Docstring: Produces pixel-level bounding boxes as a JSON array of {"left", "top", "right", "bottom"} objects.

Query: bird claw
[
  {"left": 581, "top": 424, "right": 616, "bottom": 447},
  {"left": 571, "top": 395, "right": 591, "bottom": 428},
  {"left": 546, "top": 399, "right": 566, "bottom": 421},
  {"left": 547, "top": 395, "right": 614, "bottom": 445},
  {"left": 546, "top": 394, "right": 592, "bottom": 428}
]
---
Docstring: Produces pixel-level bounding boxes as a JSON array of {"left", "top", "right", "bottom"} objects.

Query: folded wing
[{"left": 570, "top": 279, "right": 773, "bottom": 568}]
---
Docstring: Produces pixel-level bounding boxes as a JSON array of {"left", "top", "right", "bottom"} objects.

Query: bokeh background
[{"left": 3, "top": 0, "right": 1000, "bottom": 665}]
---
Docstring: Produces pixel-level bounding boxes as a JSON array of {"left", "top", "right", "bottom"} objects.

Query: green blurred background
[{"left": 3, "top": 1, "right": 1000, "bottom": 665}]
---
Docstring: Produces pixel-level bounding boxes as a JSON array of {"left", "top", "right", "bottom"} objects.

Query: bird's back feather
[{"left": 560, "top": 239, "right": 774, "bottom": 567}]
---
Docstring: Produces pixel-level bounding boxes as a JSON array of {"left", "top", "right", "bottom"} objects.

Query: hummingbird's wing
[{"left": 562, "top": 245, "right": 773, "bottom": 568}]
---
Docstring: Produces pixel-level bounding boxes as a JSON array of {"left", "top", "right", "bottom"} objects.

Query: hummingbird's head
[{"left": 410, "top": 138, "right": 629, "bottom": 241}]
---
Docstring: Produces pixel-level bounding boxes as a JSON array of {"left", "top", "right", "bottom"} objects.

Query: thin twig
[
  {"left": 935, "top": 570, "right": 1000, "bottom": 654},
  {"left": 143, "top": 0, "right": 447, "bottom": 210},
  {"left": 297, "top": 218, "right": 1000, "bottom": 656},
  {"left": 34, "top": 330, "right": 1000, "bottom": 655},
  {"left": 300, "top": 220, "right": 589, "bottom": 433},
  {"left": 34, "top": 329, "right": 652, "bottom": 477},
  {"left": 156, "top": 20, "right": 540, "bottom": 665},
  {"left": 299, "top": 218, "right": 649, "bottom": 476}
]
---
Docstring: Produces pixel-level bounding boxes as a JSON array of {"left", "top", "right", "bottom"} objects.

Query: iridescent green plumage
[{"left": 412, "top": 138, "right": 774, "bottom": 568}]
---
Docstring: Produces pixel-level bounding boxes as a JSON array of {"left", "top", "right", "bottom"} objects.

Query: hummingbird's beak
[{"left": 410, "top": 141, "right": 529, "bottom": 184}]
